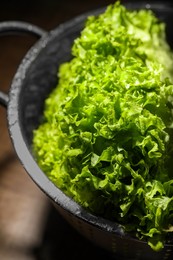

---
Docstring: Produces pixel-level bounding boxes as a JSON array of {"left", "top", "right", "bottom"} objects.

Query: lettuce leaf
[{"left": 33, "top": 1, "right": 173, "bottom": 251}]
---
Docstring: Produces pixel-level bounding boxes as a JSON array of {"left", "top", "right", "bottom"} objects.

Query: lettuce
[{"left": 33, "top": 2, "right": 173, "bottom": 251}]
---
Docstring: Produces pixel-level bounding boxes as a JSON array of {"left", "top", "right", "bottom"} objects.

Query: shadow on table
[{"left": 34, "top": 205, "right": 118, "bottom": 260}]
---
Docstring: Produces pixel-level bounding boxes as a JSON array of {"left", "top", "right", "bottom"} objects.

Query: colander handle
[{"left": 0, "top": 21, "right": 47, "bottom": 108}]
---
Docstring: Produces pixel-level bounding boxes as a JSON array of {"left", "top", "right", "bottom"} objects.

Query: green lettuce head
[{"left": 33, "top": 2, "right": 173, "bottom": 251}]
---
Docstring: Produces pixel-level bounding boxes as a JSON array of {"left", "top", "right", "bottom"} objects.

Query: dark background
[{"left": 0, "top": 1, "right": 172, "bottom": 260}]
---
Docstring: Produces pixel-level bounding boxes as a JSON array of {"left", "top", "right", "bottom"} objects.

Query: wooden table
[{"left": 0, "top": 1, "right": 118, "bottom": 259}]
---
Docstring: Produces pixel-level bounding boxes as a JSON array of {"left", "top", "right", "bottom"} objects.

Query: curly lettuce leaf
[{"left": 33, "top": 2, "right": 173, "bottom": 251}]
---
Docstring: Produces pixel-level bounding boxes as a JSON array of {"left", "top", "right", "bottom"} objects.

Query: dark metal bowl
[{"left": 0, "top": 2, "right": 173, "bottom": 259}]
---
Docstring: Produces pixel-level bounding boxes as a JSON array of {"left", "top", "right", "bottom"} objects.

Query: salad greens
[{"left": 33, "top": 1, "right": 173, "bottom": 251}]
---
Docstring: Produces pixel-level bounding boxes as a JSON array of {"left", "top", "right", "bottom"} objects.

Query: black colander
[{"left": 0, "top": 2, "right": 173, "bottom": 259}]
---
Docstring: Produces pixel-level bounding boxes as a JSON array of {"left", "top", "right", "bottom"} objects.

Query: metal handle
[
  {"left": 0, "top": 91, "right": 9, "bottom": 107},
  {"left": 0, "top": 21, "right": 47, "bottom": 108}
]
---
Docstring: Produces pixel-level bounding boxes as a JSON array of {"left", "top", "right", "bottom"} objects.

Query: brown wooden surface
[{"left": 0, "top": 1, "right": 115, "bottom": 259}]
